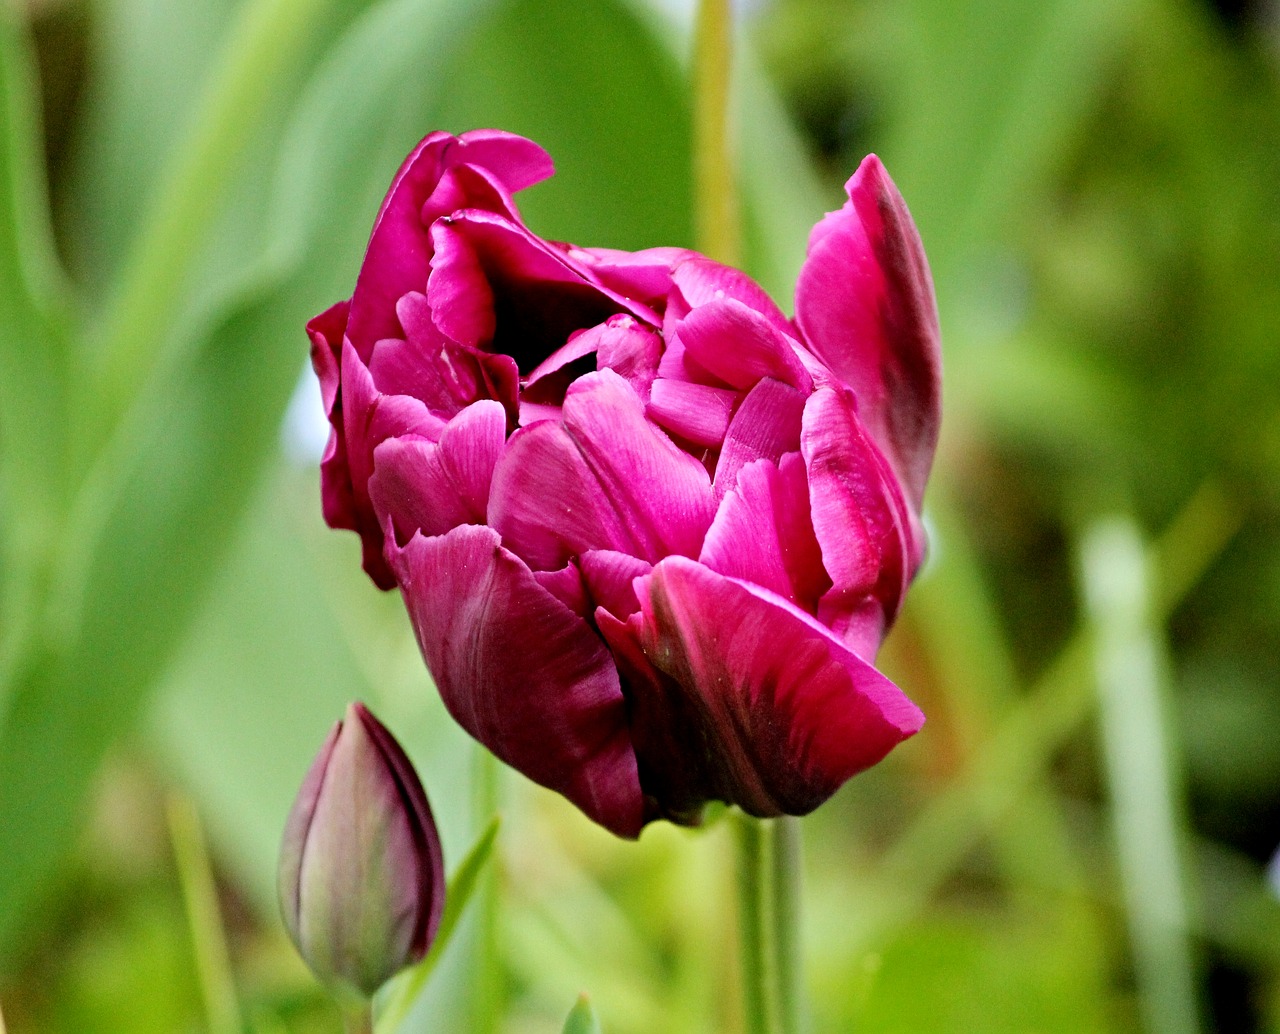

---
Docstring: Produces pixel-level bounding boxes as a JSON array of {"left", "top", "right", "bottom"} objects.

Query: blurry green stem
[
  {"left": 693, "top": 0, "right": 739, "bottom": 266},
  {"left": 344, "top": 1004, "right": 374, "bottom": 1034},
  {"left": 166, "top": 794, "right": 243, "bottom": 1034},
  {"left": 1081, "top": 518, "right": 1203, "bottom": 1034},
  {"left": 735, "top": 814, "right": 771, "bottom": 1034},
  {"left": 771, "top": 817, "right": 806, "bottom": 1034},
  {"left": 90, "top": 0, "right": 335, "bottom": 432},
  {"left": 471, "top": 746, "right": 503, "bottom": 1034}
]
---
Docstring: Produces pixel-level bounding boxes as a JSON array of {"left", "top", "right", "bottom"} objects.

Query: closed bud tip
[{"left": 278, "top": 702, "right": 445, "bottom": 1003}]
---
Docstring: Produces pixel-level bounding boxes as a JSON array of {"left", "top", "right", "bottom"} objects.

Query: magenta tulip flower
[
  {"left": 279, "top": 703, "right": 445, "bottom": 1002},
  {"left": 308, "top": 130, "right": 941, "bottom": 838}
]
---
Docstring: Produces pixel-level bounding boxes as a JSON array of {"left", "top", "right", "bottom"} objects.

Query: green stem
[
  {"left": 735, "top": 813, "right": 772, "bottom": 1034},
  {"left": 343, "top": 1003, "right": 374, "bottom": 1034},
  {"left": 166, "top": 794, "right": 243, "bottom": 1034},
  {"left": 90, "top": 0, "right": 335, "bottom": 432},
  {"left": 771, "top": 816, "right": 806, "bottom": 1034},
  {"left": 692, "top": 0, "right": 739, "bottom": 266},
  {"left": 472, "top": 746, "right": 503, "bottom": 1034},
  {"left": 1080, "top": 518, "right": 1203, "bottom": 1034}
]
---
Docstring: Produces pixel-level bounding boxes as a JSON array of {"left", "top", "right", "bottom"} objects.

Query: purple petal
[
  {"left": 670, "top": 256, "right": 791, "bottom": 335},
  {"left": 631, "top": 557, "right": 924, "bottom": 817},
  {"left": 675, "top": 297, "right": 812, "bottom": 392},
  {"left": 489, "top": 370, "right": 715, "bottom": 570},
  {"left": 368, "top": 399, "right": 506, "bottom": 545},
  {"left": 646, "top": 378, "right": 737, "bottom": 449},
  {"left": 389, "top": 525, "right": 644, "bottom": 838},
  {"left": 425, "top": 209, "right": 658, "bottom": 367},
  {"left": 794, "top": 154, "right": 942, "bottom": 512},
  {"left": 580, "top": 550, "right": 652, "bottom": 620},
  {"left": 713, "top": 378, "right": 806, "bottom": 504},
  {"left": 346, "top": 131, "right": 553, "bottom": 356},
  {"left": 427, "top": 220, "right": 495, "bottom": 348},
  {"left": 569, "top": 246, "right": 697, "bottom": 304},
  {"left": 801, "top": 385, "right": 914, "bottom": 623},
  {"left": 700, "top": 454, "right": 830, "bottom": 612},
  {"left": 352, "top": 702, "right": 446, "bottom": 960}
]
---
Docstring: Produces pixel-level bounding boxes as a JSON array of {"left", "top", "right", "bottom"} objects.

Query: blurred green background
[{"left": 1, "top": 0, "right": 1278, "bottom": 1031}]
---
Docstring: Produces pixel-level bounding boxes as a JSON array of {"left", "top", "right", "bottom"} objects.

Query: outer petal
[
  {"left": 368, "top": 399, "right": 506, "bottom": 545},
  {"left": 489, "top": 370, "right": 715, "bottom": 570},
  {"left": 630, "top": 557, "right": 924, "bottom": 817},
  {"left": 801, "top": 385, "right": 914, "bottom": 623},
  {"left": 389, "top": 525, "right": 644, "bottom": 837},
  {"left": 346, "top": 131, "right": 553, "bottom": 355},
  {"left": 794, "top": 154, "right": 941, "bottom": 513}
]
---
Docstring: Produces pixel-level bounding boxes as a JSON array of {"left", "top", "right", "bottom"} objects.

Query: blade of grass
[
  {"left": 860, "top": 482, "right": 1239, "bottom": 948},
  {"left": 167, "top": 793, "right": 244, "bottom": 1034},
  {"left": 561, "top": 994, "right": 603, "bottom": 1034},
  {"left": 1080, "top": 518, "right": 1204, "bottom": 1034}
]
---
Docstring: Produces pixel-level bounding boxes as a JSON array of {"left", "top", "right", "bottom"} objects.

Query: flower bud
[{"left": 278, "top": 702, "right": 444, "bottom": 1003}]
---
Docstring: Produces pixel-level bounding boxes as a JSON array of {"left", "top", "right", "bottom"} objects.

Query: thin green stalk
[
  {"left": 771, "top": 817, "right": 806, "bottom": 1034},
  {"left": 471, "top": 746, "right": 503, "bottom": 1034},
  {"left": 90, "top": 0, "right": 336, "bottom": 431},
  {"left": 735, "top": 813, "right": 772, "bottom": 1034},
  {"left": 692, "top": 0, "right": 739, "bottom": 266},
  {"left": 1080, "top": 518, "right": 1203, "bottom": 1034},
  {"left": 166, "top": 794, "right": 242, "bottom": 1034},
  {"left": 344, "top": 1003, "right": 374, "bottom": 1034},
  {"left": 860, "top": 482, "right": 1239, "bottom": 948}
]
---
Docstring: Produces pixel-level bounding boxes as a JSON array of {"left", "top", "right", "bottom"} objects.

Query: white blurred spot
[
  {"left": 281, "top": 363, "right": 330, "bottom": 466},
  {"left": 1269, "top": 844, "right": 1280, "bottom": 900}
]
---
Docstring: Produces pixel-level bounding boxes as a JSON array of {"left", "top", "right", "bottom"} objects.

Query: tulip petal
[
  {"left": 794, "top": 154, "right": 942, "bottom": 512},
  {"left": 389, "top": 525, "right": 644, "bottom": 837},
  {"left": 631, "top": 557, "right": 924, "bottom": 817},
  {"left": 647, "top": 378, "right": 737, "bottom": 449},
  {"left": 580, "top": 549, "right": 652, "bottom": 620},
  {"left": 713, "top": 378, "right": 806, "bottom": 503},
  {"left": 346, "top": 131, "right": 553, "bottom": 355},
  {"left": 426, "top": 210, "right": 657, "bottom": 367},
  {"left": 675, "top": 298, "right": 812, "bottom": 392},
  {"left": 352, "top": 703, "right": 446, "bottom": 958},
  {"left": 671, "top": 256, "right": 791, "bottom": 334},
  {"left": 570, "top": 245, "right": 697, "bottom": 304},
  {"left": 801, "top": 386, "right": 914, "bottom": 622},
  {"left": 700, "top": 454, "right": 830, "bottom": 611},
  {"left": 340, "top": 341, "right": 443, "bottom": 588},
  {"left": 369, "top": 399, "right": 506, "bottom": 545},
  {"left": 490, "top": 370, "right": 715, "bottom": 570}
]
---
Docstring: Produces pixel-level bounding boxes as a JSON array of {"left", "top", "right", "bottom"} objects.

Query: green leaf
[
  {"left": 0, "top": 8, "right": 74, "bottom": 702},
  {"left": 0, "top": 0, "right": 486, "bottom": 962},
  {"left": 561, "top": 994, "right": 603, "bottom": 1034},
  {"left": 376, "top": 817, "right": 502, "bottom": 1034}
]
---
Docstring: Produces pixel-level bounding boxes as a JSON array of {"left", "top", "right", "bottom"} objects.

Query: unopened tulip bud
[{"left": 278, "top": 703, "right": 444, "bottom": 1004}]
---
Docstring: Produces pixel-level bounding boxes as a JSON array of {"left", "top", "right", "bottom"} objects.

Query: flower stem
[
  {"left": 343, "top": 1003, "right": 373, "bottom": 1034},
  {"left": 771, "top": 816, "right": 807, "bottom": 1034},
  {"left": 693, "top": 0, "right": 740, "bottom": 267},
  {"left": 471, "top": 746, "right": 503, "bottom": 1034},
  {"left": 734, "top": 813, "right": 772, "bottom": 1034}
]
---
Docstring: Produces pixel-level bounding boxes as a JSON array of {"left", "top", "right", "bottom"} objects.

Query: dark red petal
[
  {"left": 368, "top": 399, "right": 506, "bottom": 545},
  {"left": 489, "top": 370, "right": 715, "bottom": 570},
  {"left": 631, "top": 558, "right": 924, "bottom": 817},
  {"left": 794, "top": 155, "right": 942, "bottom": 513},
  {"left": 389, "top": 525, "right": 644, "bottom": 838},
  {"left": 700, "top": 454, "right": 830, "bottom": 612}
]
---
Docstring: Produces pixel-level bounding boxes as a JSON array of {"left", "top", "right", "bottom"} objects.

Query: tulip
[
  {"left": 279, "top": 703, "right": 444, "bottom": 1003},
  {"left": 308, "top": 130, "right": 941, "bottom": 838}
]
